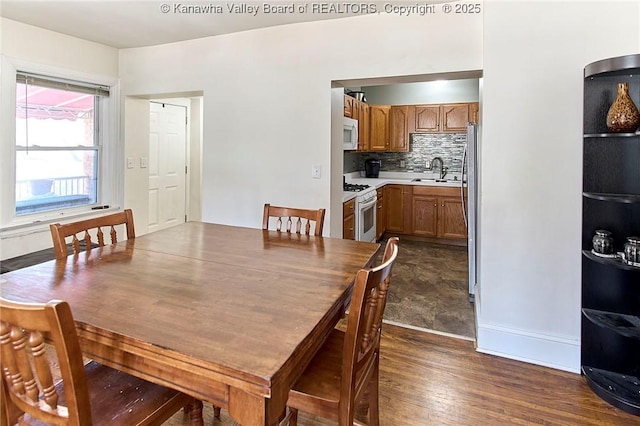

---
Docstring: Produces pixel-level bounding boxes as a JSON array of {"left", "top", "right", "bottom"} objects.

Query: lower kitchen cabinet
[
  {"left": 385, "top": 185, "right": 409, "bottom": 234},
  {"left": 412, "top": 193, "right": 438, "bottom": 237},
  {"left": 411, "top": 186, "right": 467, "bottom": 240},
  {"left": 343, "top": 198, "right": 355, "bottom": 240},
  {"left": 438, "top": 196, "right": 467, "bottom": 239},
  {"left": 376, "top": 187, "right": 386, "bottom": 241},
  {"left": 383, "top": 184, "right": 467, "bottom": 242}
]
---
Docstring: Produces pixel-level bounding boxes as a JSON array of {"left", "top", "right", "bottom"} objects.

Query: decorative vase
[
  {"left": 606, "top": 82, "right": 640, "bottom": 133},
  {"left": 592, "top": 230, "right": 614, "bottom": 254}
]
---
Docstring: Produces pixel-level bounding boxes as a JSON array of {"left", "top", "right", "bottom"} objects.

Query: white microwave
[{"left": 343, "top": 117, "right": 358, "bottom": 150}]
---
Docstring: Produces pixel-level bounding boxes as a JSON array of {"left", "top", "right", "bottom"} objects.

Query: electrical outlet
[
  {"left": 400, "top": 160, "right": 406, "bottom": 168},
  {"left": 425, "top": 160, "right": 431, "bottom": 170},
  {"left": 311, "top": 165, "right": 321, "bottom": 179}
]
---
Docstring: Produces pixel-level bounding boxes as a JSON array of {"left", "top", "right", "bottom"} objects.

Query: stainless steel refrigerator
[{"left": 463, "top": 123, "right": 478, "bottom": 302}]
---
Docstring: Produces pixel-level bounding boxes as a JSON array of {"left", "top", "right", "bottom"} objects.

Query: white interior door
[{"left": 148, "top": 102, "right": 187, "bottom": 233}]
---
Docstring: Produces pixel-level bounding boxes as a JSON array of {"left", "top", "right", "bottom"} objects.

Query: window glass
[{"left": 15, "top": 82, "right": 100, "bottom": 215}]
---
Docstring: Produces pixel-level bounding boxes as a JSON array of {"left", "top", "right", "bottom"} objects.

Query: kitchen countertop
[{"left": 342, "top": 171, "right": 465, "bottom": 202}]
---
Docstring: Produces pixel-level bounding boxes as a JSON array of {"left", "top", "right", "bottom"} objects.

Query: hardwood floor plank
[{"left": 166, "top": 324, "right": 638, "bottom": 425}]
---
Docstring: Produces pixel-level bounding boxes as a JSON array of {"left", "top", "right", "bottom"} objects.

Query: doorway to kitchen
[{"left": 335, "top": 72, "right": 481, "bottom": 340}]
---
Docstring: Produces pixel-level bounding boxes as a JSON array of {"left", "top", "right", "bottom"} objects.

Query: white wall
[
  {"left": 478, "top": 1, "right": 639, "bottom": 372},
  {"left": 119, "top": 11, "right": 482, "bottom": 234},
  {"left": 0, "top": 18, "right": 119, "bottom": 260}
]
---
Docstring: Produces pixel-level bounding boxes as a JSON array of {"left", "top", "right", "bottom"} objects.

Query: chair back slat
[
  {"left": 262, "top": 204, "right": 325, "bottom": 236},
  {"left": 0, "top": 298, "right": 92, "bottom": 425},
  {"left": 50, "top": 209, "right": 135, "bottom": 259},
  {"left": 340, "top": 237, "right": 398, "bottom": 423}
]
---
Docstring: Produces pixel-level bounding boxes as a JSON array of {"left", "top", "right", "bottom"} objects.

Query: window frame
[{"left": 0, "top": 56, "right": 123, "bottom": 235}]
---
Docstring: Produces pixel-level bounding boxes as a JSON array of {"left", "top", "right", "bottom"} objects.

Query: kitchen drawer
[
  {"left": 412, "top": 185, "right": 462, "bottom": 197},
  {"left": 343, "top": 198, "right": 356, "bottom": 217}
]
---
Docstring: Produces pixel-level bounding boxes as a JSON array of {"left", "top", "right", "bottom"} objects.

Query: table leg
[
  {"left": 187, "top": 399, "right": 204, "bottom": 426},
  {"left": 229, "top": 387, "right": 283, "bottom": 426}
]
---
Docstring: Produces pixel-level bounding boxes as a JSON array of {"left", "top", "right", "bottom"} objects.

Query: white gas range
[{"left": 344, "top": 182, "right": 377, "bottom": 242}]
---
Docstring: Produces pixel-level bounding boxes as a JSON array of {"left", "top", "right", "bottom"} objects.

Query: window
[{"left": 14, "top": 73, "right": 110, "bottom": 216}]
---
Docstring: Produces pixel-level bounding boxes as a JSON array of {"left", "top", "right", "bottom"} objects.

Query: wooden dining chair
[
  {"left": 50, "top": 209, "right": 135, "bottom": 259},
  {"left": 282, "top": 237, "right": 399, "bottom": 426},
  {"left": 262, "top": 204, "right": 326, "bottom": 236},
  {"left": 0, "top": 297, "right": 203, "bottom": 426}
]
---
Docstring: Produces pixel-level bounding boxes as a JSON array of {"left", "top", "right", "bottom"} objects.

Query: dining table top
[{"left": 0, "top": 221, "right": 380, "bottom": 425}]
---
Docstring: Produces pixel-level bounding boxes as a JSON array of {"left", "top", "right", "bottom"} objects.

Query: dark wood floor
[{"left": 166, "top": 323, "right": 638, "bottom": 425}]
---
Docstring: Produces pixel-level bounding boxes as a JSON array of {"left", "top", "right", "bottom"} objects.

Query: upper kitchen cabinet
[
  {"left": 412, "top": 105, "right": 440, "bottom": 132},
  {"left": 357, "top": 100, "right": 370, "bottom": 151},
  {"left": 469, "top": 102, "right": 479, "bottom": 125},
  {"left": 370, "top": 105, "right": 390, "bottom": 151},
  {"left": 389, "top": 106, "right": 409, "bottom": 152},
  {"left": 409, "top": 102, "right": 476, "bottom": 133},
  {"left": 441, "top": 103, "right": 470, "bottom": 132},
  {"left": 344, "top": 95, "right": 354, "bottom": 118}
]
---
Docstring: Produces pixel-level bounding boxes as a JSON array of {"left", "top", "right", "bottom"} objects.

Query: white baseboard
[{"left": 476, "top": 322, "right": 580, "bottom": 373}]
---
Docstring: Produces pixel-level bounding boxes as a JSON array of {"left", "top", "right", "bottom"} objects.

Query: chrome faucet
[{"left": 430, "top": 157, "right": 448, "bottom": 180}]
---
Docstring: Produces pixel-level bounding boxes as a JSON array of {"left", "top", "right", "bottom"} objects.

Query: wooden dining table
[{"left": 0, "top": 222, "right": 380, "bottom": 425}]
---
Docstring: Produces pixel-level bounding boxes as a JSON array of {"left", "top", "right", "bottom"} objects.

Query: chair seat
[
  {"left": 288, "top": 329, "right": 346, "bottom": 418},
  {"left": 19, "top": 361, "right": 191, "bottom": 426}
]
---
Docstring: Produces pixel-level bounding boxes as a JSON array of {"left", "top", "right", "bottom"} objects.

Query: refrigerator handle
[{"left": 461, "top": 144, "right": 468, "bottom": 227}]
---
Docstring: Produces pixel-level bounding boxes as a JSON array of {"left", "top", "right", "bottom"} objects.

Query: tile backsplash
[{"left": 344, "top": 133, "right": 467, "bottom": 174}]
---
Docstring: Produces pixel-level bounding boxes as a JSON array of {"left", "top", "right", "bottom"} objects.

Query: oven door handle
[{"left": 359, "top": 197, "right": 377, "bottom": 209}]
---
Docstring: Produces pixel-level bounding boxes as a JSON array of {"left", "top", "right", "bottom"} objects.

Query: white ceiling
[{"left": 0, "top": 0, "right": 362, "bottom": 49}]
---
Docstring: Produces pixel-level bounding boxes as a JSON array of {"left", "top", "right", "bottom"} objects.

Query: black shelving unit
[{"left": 582, "top": 54, "right": 640, "bottom": 416}]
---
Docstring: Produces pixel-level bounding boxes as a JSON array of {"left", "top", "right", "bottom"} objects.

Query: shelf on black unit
[
  {"left": 584, "top": 132, "right": 639, "bottom": 138},
  {"left": 582, "top": 250, "right": 640, "bottom": 271},
  {"left": 583, "top": 309, "right": 640, "bottom": 340},
  {"left": 583, "top": 192, "right": 640, "bottom": 203},
  {"left": 582, "top": 366, "right": 640, "bottom": 416}
]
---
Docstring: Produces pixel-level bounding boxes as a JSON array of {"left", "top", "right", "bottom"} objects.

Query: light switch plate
[
  {"left": 140, "top": 157, "right": 148, "bottom": 168},
  {"left": 311, "top": 165, "right": 321, "bottom": 179},
  {"left": 127, "top": 157, "right": 135, "bottom": 169}
]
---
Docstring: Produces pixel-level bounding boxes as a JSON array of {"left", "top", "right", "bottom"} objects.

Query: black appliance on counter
[{"left": 364, "top": 159, "right": 381, "bottom": 178}]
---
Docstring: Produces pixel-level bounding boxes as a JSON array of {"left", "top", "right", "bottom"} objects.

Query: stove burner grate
[{"left": 344, "top": 183, "right": 370, "bottom": 192}]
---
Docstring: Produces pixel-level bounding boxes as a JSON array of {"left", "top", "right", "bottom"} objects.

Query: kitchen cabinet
[
  {"left": 438, "top": 196, "right": 467, "bottom": 239},
  {"left": 409, "top": 103, "right": 475, "bottom": 133},
  {"left": 369, "top": 105, "right": 390, "bottom": 151},
  {"left": 580, "top": 54, "right": 640, "bottom": 416},
  {"left": 389, "top": 106, "right": 409, "bottom": 152},
  {"left": 376, "top": 186, "right": 386, "bottom": 241},
  {"left": 343, "top": 198, "right": 356, "bottom": 240},
  {"left": 357, "top": 100, "right": 370, "bottom": 151},
  {"left": 412, "top": 186, "right": 467, "bottom": 239},
  {"left": 412, "top": 192, "right": 438, "bottom": 237},
  {"left": 441, "top": 103, "right": 470, "bottom": 132},
  {"left": 412, "top": 105, "right": 440, "bottom": 132},
  {"left": 469, "top": 102, "right": 479, "bottom": 125},
  {"left": 385, "top": 184, "right": 408, "bottom": 234},
  {"left": 343, "top": 95, "right": 354, "bottom": 118}
]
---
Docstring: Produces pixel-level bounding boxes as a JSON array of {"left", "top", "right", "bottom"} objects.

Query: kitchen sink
[{"left": 411, "top": 178, "right": 459, "bottom": 183}]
